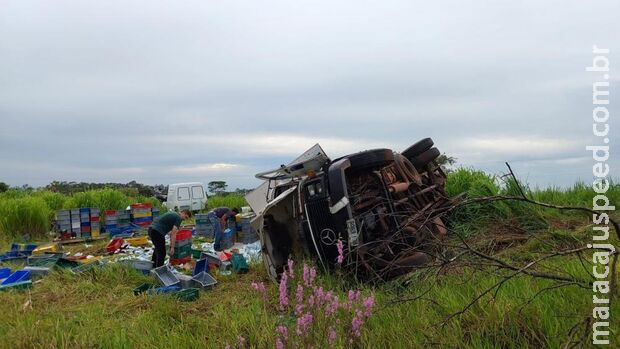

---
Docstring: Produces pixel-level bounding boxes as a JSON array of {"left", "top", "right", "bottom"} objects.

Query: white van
[{"left": 164, "top": 182, "right": 208, "bottom": 212}]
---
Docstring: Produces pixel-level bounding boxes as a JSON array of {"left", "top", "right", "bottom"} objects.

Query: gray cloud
[{"left": 0, "top": 0, "right": 618, "bottom": 189}]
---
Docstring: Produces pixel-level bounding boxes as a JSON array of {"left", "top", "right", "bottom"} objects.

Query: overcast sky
[{"left": 0, "top": 0, "right": 618, "bottom": 190}]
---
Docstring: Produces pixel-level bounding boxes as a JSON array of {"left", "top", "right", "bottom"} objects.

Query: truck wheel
[
  {"left": 402, "top": 138, "right": 433, "bottom": 159},
  {"left": 410, "top": 147, "right": 440, "bottom": 169},
  {"left": 347, "top": 149, "right": 394, "bottom": 172}
]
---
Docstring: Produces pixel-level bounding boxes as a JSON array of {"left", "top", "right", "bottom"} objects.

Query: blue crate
[
  {"left": 0, "top": 268, "right": 11, "bottom": 279},
  {"left": 1, "top": 270, "right": 31, "bottom": 285},
  {"left": 193, "top": 258, "right": 208, "bottom": 276},
  {"left": 132, "top": 217, "right": 153, "bottom": 224},
  {"left": 147, "top": 285, "right": 182, "bottom": 295}
]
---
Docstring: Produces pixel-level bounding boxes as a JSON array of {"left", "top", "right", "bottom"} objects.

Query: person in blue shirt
[
  {"left": 148, "top": 209, "right": 191, "bottom": 267},
  {"left": 209, "top": 207, "right": 239, "bottom": 251}
]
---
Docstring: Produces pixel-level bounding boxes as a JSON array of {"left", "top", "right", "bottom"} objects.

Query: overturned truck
[{"left": 245, "top": 138, "right": 452, "bottom": 282}]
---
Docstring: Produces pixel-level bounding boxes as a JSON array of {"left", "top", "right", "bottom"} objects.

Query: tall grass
[
  {"left": 0, "top": 188, "right": 165, "bottom": 243},
  {"left": 0, "top": 196, "right": 51, "bottom": 240},
  {"left": 207, "top": 194, "right": 247, "bottom": 211}
]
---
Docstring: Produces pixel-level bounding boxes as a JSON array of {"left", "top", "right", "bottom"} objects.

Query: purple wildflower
[
  {"left": 363, "top": 295, "right": 375, "bottom": 317},
  {"left": 238, "top": 336, "right": 245, "bottom": 347},
  {"left": 351, "top": 310, "right": 364, "bottom": 338},
  {"left": 328, "top": 326, "right": 337, "bottom": 344},
  {"left": 336, "top": 239, "right": 344, "bottom": 264},
  {"left": 279, "top": 272, "right": 289, "bottom": 310},
  {"left": 251, "top": 282, "right": 266, "bottom": 293},
  {"left": 325, "top": 295, "right": 340, "bottom": 317},
  {"left": 287, "top": 259, "right": 295, "bottom": 279},
  {"left": 276, "top": 325, "right": 289, "bottom": 340},
  {"left": 296, "top": 284, "right": 304, "bottom": 304},
  {"left": 296, "top": 313, "right": 314, "bottom": 336},
  {"left": 275, "top": 337, "right": 284, "bottom": 349}
]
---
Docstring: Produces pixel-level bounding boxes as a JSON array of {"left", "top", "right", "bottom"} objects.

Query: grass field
[{"left": 0, "top": 170, "right": 619, "bottom": 348}]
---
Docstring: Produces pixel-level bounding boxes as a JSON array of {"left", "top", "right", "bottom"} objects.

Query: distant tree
[
  {"left": 0, "top": 182, "right": 8, "bottom": 192},
  {"left": 436, "top": 153, "right": 457, "bottom": 170},
  {"left": 208, "top": 181, "right": 228, "bottom": 195}
]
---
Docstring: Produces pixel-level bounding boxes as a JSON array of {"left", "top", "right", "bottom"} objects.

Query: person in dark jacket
[
  {"left": 148, "top": 209, "right": 191, "bottom": 268},
  {"left": 209, "top": 207, "right": 239, "bottom": 251}
]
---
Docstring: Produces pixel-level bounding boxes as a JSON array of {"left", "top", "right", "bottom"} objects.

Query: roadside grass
[{"left": 0, "top": 237, "right": 617, "bottom": 348}]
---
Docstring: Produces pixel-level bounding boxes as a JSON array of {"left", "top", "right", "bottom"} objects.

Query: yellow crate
[
  {"left": 132, "top": 212, "right": 152, "bottom": 219},
  {"left": 125, "top": 236, "right": 150, "bottom": 246},
  {"left": 92, "top": 229, "right": 100, "bottom": 237},
  {"left": 32, "top": 243, "right": 62, "bottom": 255}
]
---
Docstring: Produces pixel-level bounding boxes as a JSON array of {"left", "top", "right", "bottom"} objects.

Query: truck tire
[
  {"left": 347, "top": 149, "right": 394, "bottom": 172},
  {"left": 402, "top": 138, "right": 433, "bottom": 159},
  {"left": 410, "top": 147, "right": 440, "bottom": 169}
]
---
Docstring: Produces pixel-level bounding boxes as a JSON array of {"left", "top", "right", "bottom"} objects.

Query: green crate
[
  {"left": 174, "top": 244, "right": 192, "bottom": 254},
  {"left": 173, "top": 250, "right": 191, "bottom": 259},
  {"left": 174, "top": 288, "right": 200, "bottom": 302}
]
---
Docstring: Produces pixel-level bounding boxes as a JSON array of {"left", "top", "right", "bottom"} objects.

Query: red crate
[
  {"left": 176, "top": 229, "right": 192, "bottom": 241},
  {"left": 80, "top": 227, "right": 91, "bottom": 233},
  {"left": 169, "top": 256, "right": 192, "bottom": 266},
  {"left": 106, "top": 238, "right": 124, "bottom": 253},
  {"left": 90, "top": 217, "right": 100, "bottom": 222},
  {"left": 131, "top": 203, "right": 152, "bottom": 209},
  {"left": 104, "top": 210, "right": 117, "bottom": 216}
]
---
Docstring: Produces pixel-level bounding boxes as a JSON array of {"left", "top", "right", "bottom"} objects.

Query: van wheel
[
  {"left": 410, "top": 147, "right": 440, "bottom": 169},
  {"left": 403, "top": 138, "right": 433, "bottom": 159},
  {"left": 347, "top": 149, "right": 394, "bottom": 172}
]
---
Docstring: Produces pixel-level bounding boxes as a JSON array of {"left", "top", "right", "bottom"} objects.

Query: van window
[
  {"left": 178, "top": 187, "right": 190, "bottom": 200},
  {"left": 191, "top": 186, "right": 204, "bottom": 199}
]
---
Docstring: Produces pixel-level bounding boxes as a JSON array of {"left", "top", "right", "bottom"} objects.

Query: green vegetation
[
  {"left": 206, "top": 195, "right": 247, "bottom": 211},
  {"left": 0, "top": 188, "right": 167, "bottom": 242},
  {"left": 0, "top": 171, "right": 618, "bottom": 347}
]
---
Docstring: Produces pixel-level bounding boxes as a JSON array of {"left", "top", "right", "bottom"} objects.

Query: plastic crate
[
  {"left": 0, "top": 280, "right": 32, "bottom": 291},
  {"left": 175, "top": 238, "right": 191, "bottom": 248},
  {"left": 133, "top": 283, "right": 154, "bottom": 295},
  {"left": 192, "top": 271, "right": 217, "bottom": 288},
  {"left": 27, "top": 254, "right": 60, "bottom": 268},
  {"left": 231, "top": 253, "right": 249, "bottom": 274},
  {"left": 125, "top": 236, "right": 149, "bottom": 246},
  {"left": 1, "top": 270, "right": 31, "bottom": 285},
  {"left": 151, "top": 265, "right": 180, "bottom": 286},
  {"left": 174, "top": 288, "right": 200, "bottom": 302},
  {"left": 176, "top": 229, "right": 192, "bottom": 241},
  {"left": 170, "top": 256, "right": 192, "bottom": 266},
  {"left": 71, "top": 260, "right": 103, "bottom": 274},
  {"left": 0, "top": 268, "right": 11, "bottom": 279},
  {"left": 147, "top": 285, "right": 181, "bottom": 295}
]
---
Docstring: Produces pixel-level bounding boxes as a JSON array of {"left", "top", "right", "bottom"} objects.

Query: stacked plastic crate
[
  {"left": 55, "top": 210, "right": 71, "bottom": 233},
  {"left": 90, "top": 208, "right": 101, "bottom": 237},
  {"left": 170, "top": 228, "right": 192, "bottom": 265},
  {"left": 117, "top": 210, "right": 131, "bottom": 232},
  {"left": 104, "top": 210, "right": 118, "bottom": 235},
  {"left": 194, "top": 214, "right": 214, "bottom": 239},
  {"left": 131, "top": 203, "right": 153, "bottom": 227},
  {"left": 238, "top": 214, "right": 259, "bottom": 244},
  {"left": 79, "top": 208, "right": 91, "bottom": 238},
  {"left": 70, "top": 209, "right": 81, "bottom": 237}
]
